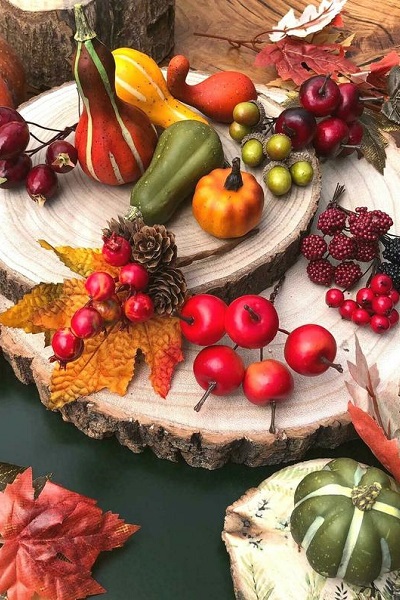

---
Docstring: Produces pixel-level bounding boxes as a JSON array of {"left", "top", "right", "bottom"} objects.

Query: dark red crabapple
[
  {"left": 26, "top": 164, "right": 59, "bottom": 206},
  {"left": 299, "top": 75, "right": 341, "bottom": 117},
  {"left": 45, "top": 140, "right": 78, "bottom": 174},
  {"left": 333, "top": 83, "right": 364, "bottom": 123},
  {"left": 0, "top": 153, "right": 32, "bottom": 188},
  {"left": 313, "top": 117, "right": 349, "bottom": 158},
  {"left": 0, "top": 120, "right": 30, "bottom": 159},
  {"left": 274, "top": 107, "right": 317, "bottom": 150}
]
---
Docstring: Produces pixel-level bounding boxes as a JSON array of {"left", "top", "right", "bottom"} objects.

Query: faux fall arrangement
[{"left": 1, "top": 0, "right": 400, "bottom": 598}]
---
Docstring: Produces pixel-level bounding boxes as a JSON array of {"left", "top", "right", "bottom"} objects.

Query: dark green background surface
[{"left": 0, "top": 351, "right": 381, "bottom": 600}]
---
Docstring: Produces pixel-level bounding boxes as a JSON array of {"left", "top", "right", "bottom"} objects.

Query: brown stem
[
  {"left": 224, "top": 157, "right": 243, "bottom": 191},
  {"left": 278, "top": 327, "right": 291, "bottom": 336},
  {"left": 26, "top": 124, "right": 77, "bottom": 157},
  {"left": 243, "top": 304, "right": 260, "bottom": 322},
  {"left": 194, "top": 382, "right": 216, "bottom": 412},
  {"left": 318, "top": 73, "right": 332, "bottom": 96},
  {"left": 176, "top": 228, "right": 259, "bottom": 268},
  {"left": 269, "top": 401, "right": 277, "bottom": 434},
  {"left": 174, "top": 313, "right": 194, "bottom": 325},
  {"left": 320, "top": 355, "right": 343, "bottom": 373},
  {"left": 259, "top": 347, "right": 264, "bottom": 361}
]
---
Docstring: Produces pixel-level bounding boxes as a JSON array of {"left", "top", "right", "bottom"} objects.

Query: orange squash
[
  {"left": 0, "top": 36, "right": 26, "bottom": 108},
  {"left": 192, "top": 157, "right": 264, "bottom": 239}
]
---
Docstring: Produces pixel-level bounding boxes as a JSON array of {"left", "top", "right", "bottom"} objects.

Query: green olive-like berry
[
  {"left": 264, "top": 134, "right": 292, "bottom": 161},
  {"left": 289, "top": 160, "right": 314, "bottom": 186},
  {"left": 241, "top": 139, "right": 264, "bottom": 167},
  {"left": 229, "top": 121, "right": 252, "bottom": 143},
  {"left": 233, "top": 101, "right": 260, "bottom": 127},
  {"left": 264, "top": 165, "right": 292, "bottom": 196}
]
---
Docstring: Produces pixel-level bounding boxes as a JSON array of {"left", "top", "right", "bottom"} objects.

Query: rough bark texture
[{"left": 0, "top": 0, "right": 175, "bottom": 91}]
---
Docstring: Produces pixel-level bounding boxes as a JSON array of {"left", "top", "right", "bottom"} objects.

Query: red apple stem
[
  {"left": 318, "top": 73, "right": 331, "bottom": 96},
  {"left": 269, "top": 401, "right": 277, "bottom": 434},
  {"left": 259, "top": 347, "right": 264, "bottom": 361},
  {"left": 194, "top": 382, "right": 217, "bottom": 412},
  {"left": 174, "top": 312, "right": 194, "bottom": 325},
  {"left": 320, "top": 355, "right": 343, "bottom": 373},
  {"left": 243, "top": 304, "right": 260, "bottom": 322},
  {"left": 278, "top": 327, "right": 291, "bottom": 336}
]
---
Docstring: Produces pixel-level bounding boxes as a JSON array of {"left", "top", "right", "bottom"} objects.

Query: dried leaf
[
  {"left": 359, "top": 110, "right": 388, "bottom": 174},
  {"left": 346, "top": 334, "right": 380, "bottom": 393},
  {"left": 38, "top": 240, "right": 119, "bottom": 279},
  {"left": 0, "top": 467, "right": 139, "bottom": 600},
  {"left": 255, "top": 38, "right": 358, "bottom": 86},
  {"left": 0, "top": 282, "right": 64, "bottom": 333},
  {"left": 32, "top": 278, "right": 88, "bottom": 331},
  {"left": 269, "top": 0, "right": 348, "bottom": 42},
  {"left": 382, "top": 65, "right": 400, "bottom": 124}
]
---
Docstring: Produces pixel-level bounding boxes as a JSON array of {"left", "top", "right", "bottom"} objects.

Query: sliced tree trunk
[{"left": 0, "top": 0, "right": 175, "bottom": 92}]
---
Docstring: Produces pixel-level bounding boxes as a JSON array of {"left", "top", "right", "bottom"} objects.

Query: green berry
[
  {"left": 264, "top": 133, "right": 292, "bottom": 161},
  {"left": 264, "top": 165, "right": 292, "bottom": 196},
  {"left": 233, "top": 102, "right": 260, "bottom": 127},
  {"left": 241, "top": 139, "right": 264, "bottom": 167},
  {"left": 229, "top": 121, "right": 252, "bottom": 143},
  {"left": 289, "top": 160, "right": 314, "bottom": 186}
]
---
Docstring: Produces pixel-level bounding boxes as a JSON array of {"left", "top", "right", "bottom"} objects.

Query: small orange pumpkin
[{"left": 192, "top": 157, "right": 264, "bottom": 239}]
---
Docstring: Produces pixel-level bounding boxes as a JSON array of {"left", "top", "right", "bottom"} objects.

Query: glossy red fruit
[
  {"left": 313, "top": 117, "right": 349, "bottom": 157},
  {"left": 91, "top": 296, "right": 122, "bottom": 325},
  {"left": 119, "top": 262, "right": 149, "bottom": 291},
  {"left": 0, "top": 153, "right": 32, "bottom": 188},
  {"left": 389, "top": 309, "right": 399, "bottom": 326},
  {"left": 225, "top": 295, "right": 279, "bottom": 349},
  {"left": 371, "top": 295, "right": 394, "bottom": 316},
  {"left": 102, "top": 233, "right": 132, "bottom": 266},
  {"left": 85, "top": 271, "right": 116, "bottom": 301},
  {"left": 369, "top": 273, "right": 393, "bottom": 295},
  {"left": 180, "top": 294, "right": 227, "bottom": 346},
  {"left": 124, "top": 292, "right": 154, "bottom": 323},
  {"left": 299, "top": 75, "right": 341, "bottom": 117},
  {"left": 71, "top": 306, "right": 103, "bottom": 339},
  {"left": 26, "top": 163, "right": 59, "bottom": 205},
  {"left": 370, "top": 313, "right": 391, "bottom": 334},
  {"left": 339, "top": 299, "right": 358, "bottom": 320},
  {"left": 45, "top": 140, "right": 78, "bottom": 174},
  {"left": 284, "top": 324, "right": 340, "bottom": 376},
  {"left": 0, "top": 106, "right": 25, "bottom": 128},
  {"left": 50, "top": 327, "right": 84, "bottom": 366},
  {"left": 325, "top": 288, "right": 344, "bottom": 308},
  {"left": 338, "top": 120, "right": 364, "bottom": 157},
  {"left": 274, "top": 107, "right": 317, "bottom": 150},
  {"left": 389, "top": 289, "right": 400, "bottom": 305},
  {"left": 192, "top": 345, "right": 245, "bottom": 412},
  {"left": 333, "top": 83, "right": 364, "bottom": 122},
  {"left": 0, "top": 120, "right": 30, "bottom": 159},
  {"left": 355, "top": 287, "right": 375, "bottom": 308},
  {"left": 351, "top": 307, "right": 371, "bottom": 326}
]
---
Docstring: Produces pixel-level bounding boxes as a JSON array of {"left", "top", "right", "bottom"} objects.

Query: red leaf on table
[
  {"left": 0, "top": 468, "right": 139, "bottom": 600},
  {"left": 255, "top": 38, "right": 359, "bottom": 85},
  {"left": 348, "top": 402, "right": 400, "bottom": 482}
]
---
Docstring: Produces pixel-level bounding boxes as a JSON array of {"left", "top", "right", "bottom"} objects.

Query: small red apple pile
[
  {"left": 179, "top": 293, "right": 341, "bottom": 433},
  {"left": 50, "top": 233, "right": 152, "bottom": 367},
  {"left": 325, "top": 273, "right": 399, "bottom": 334}
]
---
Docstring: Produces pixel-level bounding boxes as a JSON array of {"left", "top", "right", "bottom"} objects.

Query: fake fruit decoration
[
  {"left": 124, "top": 292, "right": 154, "bottom": 323},
  {"left": 313, "top": 116, "right": 349, "bottom": 158},
  {"left": 193, "top": 345, "right": 245, "bottom": 412},
  {"left": 179, "top": 294, "right": 227, "bottom": 346},
  {"left": 298, "top": 74, "right": 341, "bottom": 117},
  {"left": 225, "top": 294, "right": 279, "bottom": 349},
  {"left": 26, "top": 164, "right": 59, "bottom": 206},
  {"left": 102, "top": 232, "right": 132, "bottom": 266},
  {"left": 113, "top": 47, "right": 207, "bottom": 129},
  {"left": 192, "top": 157, "right": 264, "bottom": 239},
  {"left": 290, "top": 457, "right": 400, "bottom": 586},
  {"left": 167, "top": 54, "right": 257, "bottom": 123},
  {"left": 242, "top": 359, "right": 294, "bottom": 433},
  {"left": 45, "top": 140, "right": 77, "bottom": 174},
  {"left": 274, "top": 107, "right": 317, "bottom": 150},
  {"left": 72, "top": 4, "right": 157, "bottom": 186},
  {"left": 0, "top": 35, "right": 26, "bottom": 108},
  {"left": 50, "top": 327, "right": 84, "bottom": 366},
  {"left": 263, "top": 164, "right": 292, "bottom": 196},
  {"left": 284, "top": 324, "right": 342, "bottom": 376},
  {"left": 130, "top": 119, "right": 224, "bottom": 225}
]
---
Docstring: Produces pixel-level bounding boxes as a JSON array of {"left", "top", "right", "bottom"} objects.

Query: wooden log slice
[
  {"left": 0, "top": 0, "right": 175, "bottom": 92},
  {"left": 0, "top": 75, "right": 399, "bottom": 469}
]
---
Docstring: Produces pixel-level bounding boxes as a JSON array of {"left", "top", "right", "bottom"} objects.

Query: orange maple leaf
[{"left": 38, "top": 240, "right": 120, "bottom": 278}]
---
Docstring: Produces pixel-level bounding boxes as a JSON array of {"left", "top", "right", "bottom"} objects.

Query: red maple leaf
[
  {"left": 255, "top": 37, "right": 359, "bottom": 85},
  {"left": 0, "top": 468, "right": 139, "bottom": 600}
]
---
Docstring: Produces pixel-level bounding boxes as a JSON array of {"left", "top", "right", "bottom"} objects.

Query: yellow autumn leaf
[
  {"left": 0, "top": 282, "right": 64, "bottom": 333},
  {"left": 32, "top": 278, "right": 88, "bottom": 331},
  {"left": 38, "top": 240, "right": 120, "bottom": 278}
]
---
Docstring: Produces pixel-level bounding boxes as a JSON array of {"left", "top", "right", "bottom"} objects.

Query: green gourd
[
  {"left": 290, "top": 457, "right": 400, "bottom": 587},
  {"left": 130, "top": 120, "right": 224, "bottom": 225}
]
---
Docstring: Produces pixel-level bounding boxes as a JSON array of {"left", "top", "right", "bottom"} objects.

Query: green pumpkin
[{"left": 290, "top": 457, "right": 400, "bottom": 587}]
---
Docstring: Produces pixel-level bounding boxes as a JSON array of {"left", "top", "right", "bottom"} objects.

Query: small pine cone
[
  {"left": 354, "top": 239, "right": 379, "bottom": 262},
  {"left": 328, "top": 233, "right": 356, "bottom": 260},
  {"left": 301, "top": 234, "right": 327, "bottom": 260},
  {"left": 148, "top": 267, "right": 187, "bottom": 315},
  {"left": 103, "top": 214, "right": 145, "bottom": 245},
  {"left": 132, "top": 224, "right": 177, "bottom": 272},
  {"left": 317, "top": 207, "right": 347, "bottom": 235},
  {"left": 306, "top": 258, "right": 335, "bottom": 286},
  {"left": 334, "top": 260, "right": 363, "bottom": 289}
]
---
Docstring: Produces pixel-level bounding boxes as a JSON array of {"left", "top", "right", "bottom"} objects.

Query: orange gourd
[
  {"left": 0, "top": 36, "right": 26, "bottom": 108},
  {"left": 73, "top": 5, "right": 157, "bottom": 186},
  {"left": 167, "top": 55, "right": 257, "bottom": 123},
  {"left": 192, "top": 157, "right": 264, "bottom": 239}
]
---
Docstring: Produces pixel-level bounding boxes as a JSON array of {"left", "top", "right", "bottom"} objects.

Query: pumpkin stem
[
  {"left": 224, "top": 157, "right": 243, "bottom": 191},
  {"left": 74, "top": 4, "right": 97, "bottom": 42},
  {"left": 351, "top": 482, "right": 382, "bottom": 511}
]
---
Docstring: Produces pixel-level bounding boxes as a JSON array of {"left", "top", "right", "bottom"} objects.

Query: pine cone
[
  {"left": 148, "top": 267, "right": 187, "bottom": 315},
  {"left": 103, "top": 215, "right": 145, "bottom": 245},
  {"left": 132, "top": 225, "right": 177, "bottom": 272}
]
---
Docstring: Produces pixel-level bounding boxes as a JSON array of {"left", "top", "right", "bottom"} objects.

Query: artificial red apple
[
  {"left": 179, "top": 294, "right": 227, "bottom": 346},
  {"left": 283, "top": 324, "right": 342, "bottom": 376},
  {"left": 225, "top": 294, "right": 279, "bottom": 349}
]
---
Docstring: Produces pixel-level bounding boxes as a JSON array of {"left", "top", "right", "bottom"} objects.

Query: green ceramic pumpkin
[{"left": 290, "top": 457, "right": 400, "bottom": 587}]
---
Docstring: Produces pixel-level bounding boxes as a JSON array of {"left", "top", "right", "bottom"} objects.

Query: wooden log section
[{"left": 0, "top": 0, "right": 175, "bottom": 92}]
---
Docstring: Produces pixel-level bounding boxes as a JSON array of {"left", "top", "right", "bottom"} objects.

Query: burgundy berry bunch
[
  {"left": 179, "top": 292, "right": 342, "bottom": 433},
  {"left": 301, "top": 184, "right": 394, "bottom": 290},
  {"left": 0, "top": 105, "right": 77, "bottom": 205},
  {"left": 325, "top": 273, "right": 399, "bottom": 334}
]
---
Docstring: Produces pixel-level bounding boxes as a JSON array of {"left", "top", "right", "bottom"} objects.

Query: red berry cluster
[
  {"left": 179, "top": 293, "right": 341, "bottom": 433},
  {"left": 275, "top": 76, "right": 367, "bottom": 158},
  {"left": 50, "top": 234, "right": 152, "bottom": 367},
  {"left": 301, "top": 192, "right": 394, "bottom": 290},
  {"left": 325, "top": 273, "right": 399, "bottom": 334},
  {"left": 0, "top": 105, "right": 77, "bottom": 204}
]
